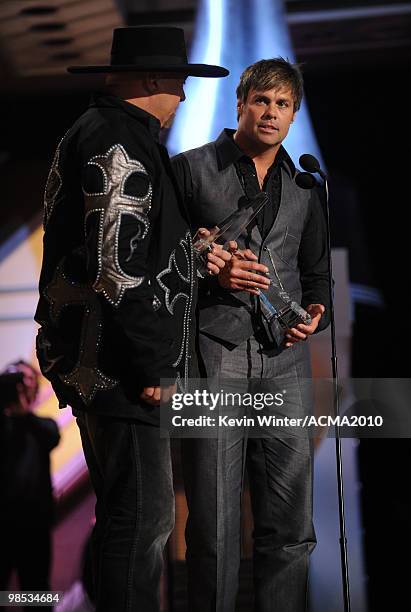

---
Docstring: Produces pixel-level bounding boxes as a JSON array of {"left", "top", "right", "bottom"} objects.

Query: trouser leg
[
  {"left": 185, "top": 335, "right": 315, "bottom": 611},
  {"left": 76, "top": 411, "right": 174, "bottom": 612},
  {"left": 183, "top": 335, "right": 249, "bottom": 612},
  {"left": 247, "top": 436, "right": 316, "bottom": 612},
  {"left": 75, "top": 410, "right": 104, "bottom": 603},
  {"left": 248, "top": 338, "right": 316, "bottom": 612},
  {"left": 182, "top": 437, "right": 218, "bottom": 612},
  {"left": 182, "top": 426, "right": 246, "bottom": 612}
]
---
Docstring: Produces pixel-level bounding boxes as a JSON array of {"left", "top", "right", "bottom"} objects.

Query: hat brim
[{"left": 67, "top": 63, "right": 229, "bottom": 77}]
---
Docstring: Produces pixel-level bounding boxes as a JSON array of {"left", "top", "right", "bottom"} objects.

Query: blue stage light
[{"left": 168, "top": 0, "right": 323, "bottom": 167}]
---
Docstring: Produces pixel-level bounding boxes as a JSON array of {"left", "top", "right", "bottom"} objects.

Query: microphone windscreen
[
  {"left": 295, "top": 172, "right": 317, "bottom": 190},
  {"left": 299, "top": 153, "right": 320, "bottom": 173}
]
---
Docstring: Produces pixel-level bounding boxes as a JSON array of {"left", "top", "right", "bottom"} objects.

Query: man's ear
[
  {"left": 144, "top": 74, "right": 159, "bottom": 95},
  {"left": 237, "top": 100, "right": 243, "bottom": 119}
]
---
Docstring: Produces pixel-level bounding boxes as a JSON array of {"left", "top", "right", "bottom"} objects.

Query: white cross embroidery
[{"left": 84, "top": 144, "right": 152, "bottom": 307}]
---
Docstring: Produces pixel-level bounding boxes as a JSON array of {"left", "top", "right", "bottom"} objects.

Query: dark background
[{"left": 1, "top": 1, "right": 410, "bottom": 609}]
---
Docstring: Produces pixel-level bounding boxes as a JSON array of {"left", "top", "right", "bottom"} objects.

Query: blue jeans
[
  {"left": 75, "top": 411, "right": 174, "bottom": 612},
  {"left": 182, "top": 334, "right": 316, "bottom": 612}
]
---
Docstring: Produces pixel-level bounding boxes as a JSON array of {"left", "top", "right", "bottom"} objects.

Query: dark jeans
[
  {"left": 75, "top": 411, "right": 174, "bottom": 612},
  {"left": 182, "top": 335, "right": 316, "bottom": 612}
]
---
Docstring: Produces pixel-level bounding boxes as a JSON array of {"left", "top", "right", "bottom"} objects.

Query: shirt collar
[
  {"left": 89, "top": 93, "right": 161, "bottom": 140},
  {"left": 215, "top": 128, "right": 295, "bottom": 177}
]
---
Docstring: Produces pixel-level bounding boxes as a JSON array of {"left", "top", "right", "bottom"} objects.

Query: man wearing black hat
[{"left": 35, "top": 26, "right": 228, "bottom": 612}]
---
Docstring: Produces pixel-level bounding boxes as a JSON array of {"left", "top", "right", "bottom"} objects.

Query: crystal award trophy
[
  {"left": 258, "top": 246, "right": 312, "bottom": 345},
  {"left": 193, "top": 192, "right": 269, "bottom": 276},
  {"left": 259, "top": 291, "right": 312, "bottom": 345}
]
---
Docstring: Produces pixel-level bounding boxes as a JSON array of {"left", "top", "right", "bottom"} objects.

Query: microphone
[
  {"left": 299, "top": 151, "right": 351, "bottom": 612},
  {"left": 295, "top": 171, "right": 317, "bottom": 190},
  {"left": 299, "top": 153, "right": 327, "bottom": 180}
]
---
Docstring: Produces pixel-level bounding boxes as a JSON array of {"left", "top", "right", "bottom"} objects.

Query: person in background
[{"left": 0, "top": 360, "right": 60, "bottom": 599}]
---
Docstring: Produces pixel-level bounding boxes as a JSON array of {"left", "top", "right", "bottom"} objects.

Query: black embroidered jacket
[{"left": 35, "top": 94, "right": 196, "bottom": 419}]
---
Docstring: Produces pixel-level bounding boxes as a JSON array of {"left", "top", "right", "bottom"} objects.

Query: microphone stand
[{"left": 318, "top": 168, "right": 352, "bottom": 612}]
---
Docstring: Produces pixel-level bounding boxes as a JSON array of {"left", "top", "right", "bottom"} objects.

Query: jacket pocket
[{"left": 279, "top": 227, "right": 300, "bottom": 270}]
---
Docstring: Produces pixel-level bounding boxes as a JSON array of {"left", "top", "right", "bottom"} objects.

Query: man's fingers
[
  {"left": 218, "top": 255, "right": 271, "bottom": 292},
  {"left": 228, "top": 244, "right": 259, "bottom": 262},
  {"left": 231, "top": 281, "right": 261, "bottom": 295},
  {"left": 140, "top": 386, "right": 161, "bottom": 405},
  {"left": 242, "top": 248, "right": 258, "bottom": 261},
  {"left": 207, "top": 252, "right": 230, "bottom": 268},
  {"left": 210, "top": 245, "right": 232, "bottom": 261},
  {"left": 286, "top": 328, "right": 307, "bottom": 341},
  {"left": 193, "top": 227, "right": 210, "bottom": 243},
  {"left": 233, "top": 260, "right": 270, "bottom": 274},
  {"left": 296, "top": 322, "right": 316, "bottom": 334},
  {"left": 205, "top": 245, "right": 232, "bottom": 275},
  {"left": 284, "top": 333, "right": 304, "bottom": 347},
  {"left": 236, "top": 279, "right": 269, "bottom": 290},
  {"left": 296, "top": 315, "right": 321, "bottom": 334},
  {"left": 231, "top": 269, "right": 270, "bottom": 287},
  {"left": 162, "top": 384, "right": 177, "bottom": 403},
  {"left": 287, "top": 305, "right": 325, "bottom": 337},
  {"left": 221, "top": 259, "right": 270, "bottom": 289},
  {"left": 306, "top": 303, "right": 325, "bottom": 316},
  {"left": 207, "top": 263, "right": 221, "bottom": 275},
  {"left": 141, "top": 384, "right": 177, "bottom": 405},
  {"left": 232, "top": 271, "right": 270, "bottom": 289}
]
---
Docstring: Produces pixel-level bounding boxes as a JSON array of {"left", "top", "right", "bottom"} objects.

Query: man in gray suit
[{"left": 172, "top": 58, "right": 330, "bottom": 612}]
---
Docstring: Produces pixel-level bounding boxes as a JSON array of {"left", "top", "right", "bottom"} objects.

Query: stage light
[
  {"left": 168, "top": 0, "right": 223, "bottom": 155},
  {"left": 168, "top": 0, "right": 323, "bottom": 166}
]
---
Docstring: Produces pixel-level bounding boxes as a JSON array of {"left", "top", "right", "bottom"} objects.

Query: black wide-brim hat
[{"left": 67, "top": 26, "right": 229, "bottom": 77}]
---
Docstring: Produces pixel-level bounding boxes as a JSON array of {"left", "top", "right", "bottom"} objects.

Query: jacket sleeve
[
  {"left": 79, "top": 126, "right": 176, "bottom": 386},
  {"left": 298, "top": 188, "right": 331, "bottom": 332},
  {"left": 171, "top": 152, "right": 218, "bottom": 291}
]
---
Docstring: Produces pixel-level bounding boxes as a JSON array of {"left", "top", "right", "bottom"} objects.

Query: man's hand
[
  {"left": 217, "top": 240, "right": 270, "bottom": 295},
  {"left": 206, "top": 243, "right": 232, "bottom": 275},
  {"left": 284, "top": 304, "right": 325, "bottom": 348},
  {"left": 195, "top": 228, "right": 231, "bottom": 275},
  {"left": 140, "top": 384, "right": 177, "bottom": 406}
]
